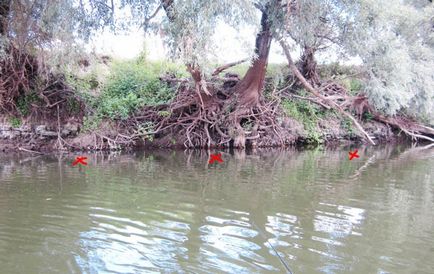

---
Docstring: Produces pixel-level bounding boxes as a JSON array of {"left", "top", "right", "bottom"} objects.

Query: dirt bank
[{"left": 0, "top": 114, "right": 401, "bottom": 153}]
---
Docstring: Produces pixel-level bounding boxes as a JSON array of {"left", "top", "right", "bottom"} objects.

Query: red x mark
[
  {"left": 208, "top": 153, "right": 223, "bottom": 164},
  {"left": 349, "top": 149, "right": 359, "bottom": 160},
  {"left": 72, "top": 156, "right": 88, "bottom": 166}
]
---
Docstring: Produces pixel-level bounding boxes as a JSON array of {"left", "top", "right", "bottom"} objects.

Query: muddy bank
[{"left": 0, "top": 116, "right": 400, "bottom": 153}]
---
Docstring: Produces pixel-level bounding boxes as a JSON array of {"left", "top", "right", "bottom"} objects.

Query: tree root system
[{"left": 0, "top": 44, "right": 84, "bottom": 122}]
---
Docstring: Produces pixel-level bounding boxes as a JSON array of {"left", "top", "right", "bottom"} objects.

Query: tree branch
[
  {"left": 212, "top": 58, "right": 248, "bottom": 76},
  {"left": 142, "top": 3, "right": 162, "bottom": 28}
]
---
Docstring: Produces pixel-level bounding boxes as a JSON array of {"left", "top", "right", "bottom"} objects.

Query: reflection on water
[{"left": 0, "top": 145, "right": 433, "bottom": 273}]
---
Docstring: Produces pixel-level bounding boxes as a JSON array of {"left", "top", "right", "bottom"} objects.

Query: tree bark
[
  {"left": 234, "top": 1, "right": 278, "bottom": 107},
  {"left": 298, "top": 46, "right": 320, "bottom": 86},
  {"left": 0, "top": 0, "right": 10, "bottom": 36},
  {"left": 161, "top": 0, "right": 175, "bottom": 21}
]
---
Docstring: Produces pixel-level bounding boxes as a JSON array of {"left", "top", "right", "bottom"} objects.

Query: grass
[
  {"left": 281, "top": 96, "right": 325, "bottom": 144},
  {"left": 69, "top": 58, "right": 183, "bottom": 129}
]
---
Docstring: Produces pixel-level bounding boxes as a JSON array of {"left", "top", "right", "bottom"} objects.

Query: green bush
[
  {"left": 341, "top": 118, "right": 354, "bottom": 135},
  {"left": 16, "top": 92, "right": 39, "bottom": 116},
  {"left": 10, "top": 116, "right": 22, "bottom": 128},
  {"left": 76, "top": 60, "right": 179, "bottom": 122},
  {"left": 282, "top": 98, "right": 324, "bottom": 144},
  {"left": 96, "top": 61, "right": 175, "bottom": 120},
  {"left": 82, "top": 115, "right": 102, "bottom": 132}
]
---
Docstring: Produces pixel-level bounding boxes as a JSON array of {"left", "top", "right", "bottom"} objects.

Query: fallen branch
[
  {"left": 374, "top": 114, "right": 434, "bottom": 143},
  {"left": 18, "top": 147, "right": 44, "bottom": 154},
  {"left": 349, "top": 154, "right": 376, "bottom": 179},
  {"left": 212, "top": 58, "right": 248, "bottom": 76}
]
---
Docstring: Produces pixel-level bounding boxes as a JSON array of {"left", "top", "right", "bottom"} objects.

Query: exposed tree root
[
  {"left": 279, "top": 40, "right": 434, "bottom": 144},
  {"left": 373, "top": 115, "right": 434, "bottom": 143},
  {"left": 280, "top": 40, "right": 376, "bottom": 145},
  {"left": 139, "top": 91, "right": 293, "bottom": 148},
  {"left": 0, "top": 44, "right": 84, "bottom": 122},
  {"left": 81, "top": 76, "right": 295, "bottom": 150}
]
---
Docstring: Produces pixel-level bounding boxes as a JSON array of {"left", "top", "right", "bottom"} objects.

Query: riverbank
[
  {"left": 0, "top": 113, "right": 400, "bottom": 153},
  {"left": 1, "top": 56, "right": 431, "bottom": 154}
]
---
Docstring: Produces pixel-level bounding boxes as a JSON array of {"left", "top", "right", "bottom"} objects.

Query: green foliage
[
  {"left": 136, "top": 121, "right": 155, "bottom": 141},
  {"left": 158, "top": 111, "right": 171, "bottom": 117},
  {"left": 282, "top": 98, "right": 324, "bottom": 144},
  {"left": 16, "top": 92, "right": 39, "bottom": 116},
  {"left": 96, "top": 60, "right": 175, "bottom": 120},
  {"left": 319, "top": 63, "right": 366, "bottom": 95},
  {"left": 65, "top": 73, "right": 92, "bottom": 94},
  {"left": 9, "top": 117, "right": 21, "bottom": 128},
  {"left": 362, "top": 111, "right": 374, "bottom": 122},
  {"left": 67, "top": 98, "right": 81, "bottom": 114},
  {"left": 99, "top": 92, "right": 142, "bottom": 120},
  {"left": 162, "top": 0, "right": 256, "bottom": 73},
  {"left": 318, "top": 63, "right": 361, "bottom": 79},
  {"left": 344, "top": 0, "right": 434, "bottom": 122},
  {"left": 341, "top": 118, "right": 354, "bottom": 136},
  {"left": 82, "top": 115, "right": 102, "bottom": 133},
  {"left": 76, "top": 59, "right": 177, "bottom": 122},
  {"left": 349, "top": 79, "right": 364, "bottom": 94},
  {"left": 263, "top": 64, "right": 292, "bottom": 99},
  {"left": 338, "top": 78, "right": 365, "bottom": 96}
]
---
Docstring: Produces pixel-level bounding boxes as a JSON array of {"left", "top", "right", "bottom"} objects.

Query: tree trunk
[
  {"left": 161, "top": 0, "right": 175, "bottom": 21},
  {"left": 298, "top": 46, "right": 320, "bottom": 86},
  {"left": 234, "top": 2, "right": 276, "bottom": 107},
  {"left": 0, "top": 0, "right": 10, "bottom": 36}
]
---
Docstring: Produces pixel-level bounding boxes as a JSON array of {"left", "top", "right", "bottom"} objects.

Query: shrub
[
  {"left": 98, "top": 60, "right": 175, "bottom": 119},
  {"left": 77, "top": 59, "right": 179, "bottom": 122},
  {"left": 10, "top": 116, "right": 22, "bottom": 128},
  {"left": 16, "top": 92, "right": 40, "bottom": 116},
  {"left": 282, "top": 98, "right": 324, "bottom": 144}
]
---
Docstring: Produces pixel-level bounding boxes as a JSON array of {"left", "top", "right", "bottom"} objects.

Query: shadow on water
[{"left": 0, "top": 144, "right": 433, "bottom": 273}]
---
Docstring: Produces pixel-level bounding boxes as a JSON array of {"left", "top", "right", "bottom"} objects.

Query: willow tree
[
  {"left": 0, "top": 0, "right": 115, "bottom": 117},
  {"left": 282, "top": 0, "right": 352, "bottom": 85},
  {"left": 344, "top": 0, "right": 434, "bottom": 124},
  {"left": 158, "top": 0, "right": 280, "bottom": 108},
  {"left": 120, "top": 0, "right": 295, "bottom": 148},
  {"left": 277, "top": 0, "right": 434, "bottom": 142}
]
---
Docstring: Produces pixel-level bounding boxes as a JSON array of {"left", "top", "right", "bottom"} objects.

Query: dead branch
[
  {"left": 212, "top": 58, "right": 248, "bottom": 76},
  {"left": 18, "top": 147, "right": 44, "bottom": 154},
  {"left": 374, "top": 114, "right": 434, "bottom": 143}
]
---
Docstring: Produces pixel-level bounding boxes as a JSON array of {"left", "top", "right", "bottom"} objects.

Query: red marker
[
  {"left": 349, "top": 150, "right": 359, "bottom": 160},
  {"left": 72, "top": 156, "right": 88, "bottom": 166},
  {"left": 208, "top": 153, "right": 223, "bottom": 164}
]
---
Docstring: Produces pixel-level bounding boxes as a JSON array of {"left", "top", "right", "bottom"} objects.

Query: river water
[{"left": 0, "top": 145, "right": 433, "bottom": 274}]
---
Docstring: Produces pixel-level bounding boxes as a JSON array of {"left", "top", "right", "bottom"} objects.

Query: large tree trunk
[
  {"left": 0, "top": 0, "right": 10, "bottom": 36},
  {"left": 234, "top": 2, "right": 276, "bottom": 107},
  {"left": 298, "top": 46, "right": 320, "bottom": 86}
]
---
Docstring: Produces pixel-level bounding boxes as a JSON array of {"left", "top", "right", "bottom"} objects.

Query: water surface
[{"left": 0, "top": 145, "right": 433, "bottom": 273}]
